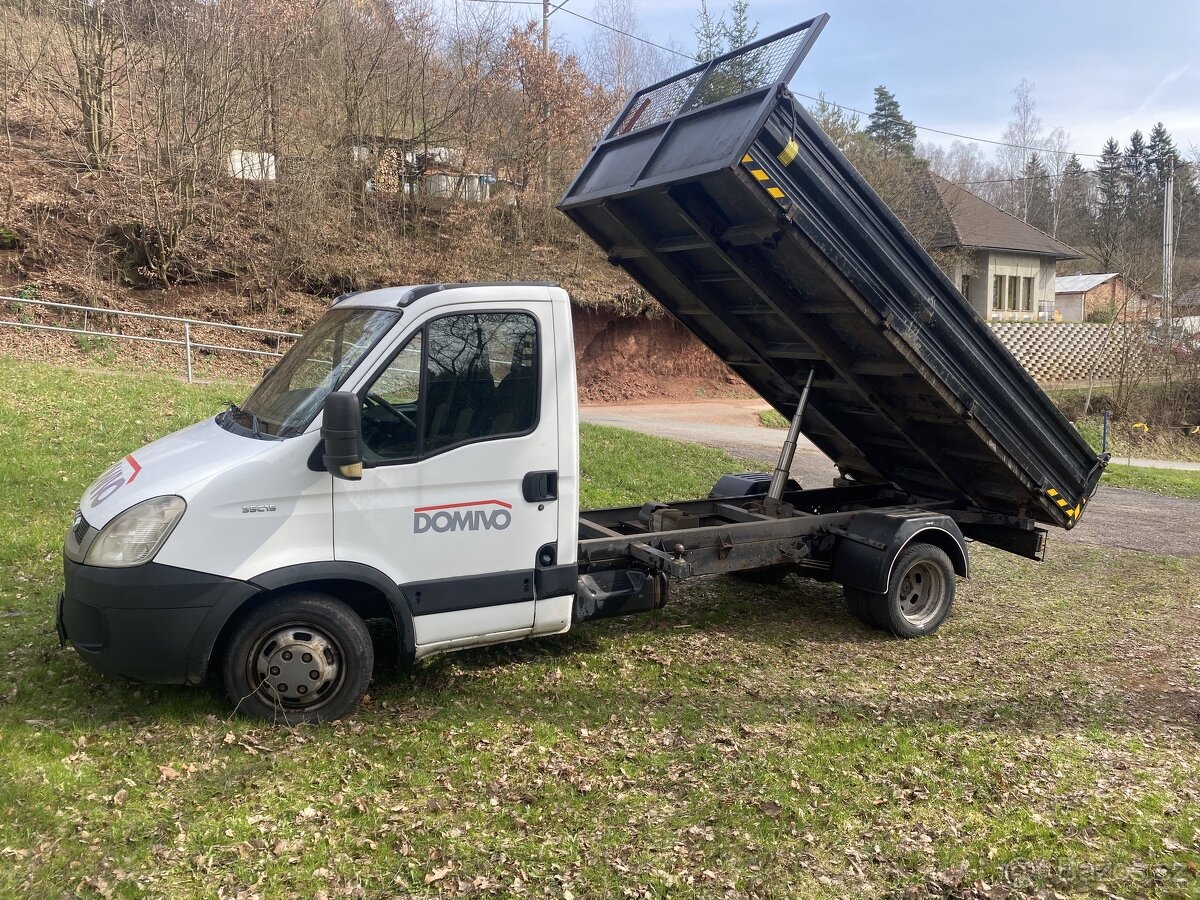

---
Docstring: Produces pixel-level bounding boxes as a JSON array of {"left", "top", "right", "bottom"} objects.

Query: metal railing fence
[{"left": 0, "top": 296, "right": 300, "bottom": 382}]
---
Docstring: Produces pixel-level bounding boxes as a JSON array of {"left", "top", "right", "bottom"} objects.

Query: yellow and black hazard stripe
[
  {"left": 1045, "top": 487, "right": 1085, "bottom": 524},
  {"left": 741, "top": 139, "right": 800, "bottom": 203}
]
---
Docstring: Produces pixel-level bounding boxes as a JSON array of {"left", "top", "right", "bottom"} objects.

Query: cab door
[{"left": 332, "top": 302, "right": 559, "bottom": 651}]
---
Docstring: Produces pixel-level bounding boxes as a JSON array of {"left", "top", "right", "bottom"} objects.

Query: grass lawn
[
  {"left": 1102, "top": 463, "right": 1200, "bottom": 499},
  {"left": 757, "top": 408, "right": 790, "bottom": 429},
  {"left": 1, "top": 357, "right": 1199, "bottom": 898}
]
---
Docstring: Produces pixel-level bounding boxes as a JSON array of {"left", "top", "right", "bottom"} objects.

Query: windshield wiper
[{"left": 224, "top": 402, "right": 264, "bottom": 437}]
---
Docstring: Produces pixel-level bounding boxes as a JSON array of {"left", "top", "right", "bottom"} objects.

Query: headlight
[{"left": 84, "top": 496, "right": 186, "bottom": 568}]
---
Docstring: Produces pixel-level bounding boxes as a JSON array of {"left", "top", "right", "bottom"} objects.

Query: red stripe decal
[
  {"left": 125, "top": 455, "right": 142, "bottom": 485},
  {"left": 413, "top": 499, "right": 512, "bottom": 513}
]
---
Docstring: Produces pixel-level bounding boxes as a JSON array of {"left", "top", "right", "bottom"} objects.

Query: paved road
[
  {"left": 580, "top": 399, "right": 1200, "bottom": 558},
  {"left": 581, "top": 398, "right": 843, "bottom": 488}
]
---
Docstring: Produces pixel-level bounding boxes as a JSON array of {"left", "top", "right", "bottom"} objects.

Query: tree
[
  {"left": 808, "top": 95, "right": 861, "bottom": 154},
  {"left": 586, "top": 0, "right": 666, "bottom": 102},
  {"left": 1056, "top": 154, "right": 1093, "bottom": 251},
  {"left": 1041, "top": 126, "right": 1071, "bottom": 237},
  {"left": 997, "top": 79, "right": 1043, "bottom": 220},
  {"left": 497, "top": 23, "right": 613, "bottom": 239},
  {"left": 1093, "top": 138, "right": 1124, "bottom": 270},
  {"left": 723, "top": 0, "right": 757, "bottom": 49},
  {"left": 50, "top": 0, "right": 126, "bottom": 170},
  {"left": 720, "top": 0, "right": 763, "bottom": 92},
  {"left": 693, "top": 0, "right": 764, "bottom": 100},
  {"left": 864, "top": 85, "right": 916, "bottom": 158},
  {"left": 921, "top": 139, "right": 988, "bottom": 186},
  {"left": 694, "top": 0, "right": 723, "bottom": 62},
  {"left": 1147, "top": 122, "right": 1179, "bottom": 189},
  {"left": 1022, "top": 152, "right": 1053, "bottom": 233}
]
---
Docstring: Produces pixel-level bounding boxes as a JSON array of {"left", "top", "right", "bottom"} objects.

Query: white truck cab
[{"left": 60, "top": 282, "right": 582, "bottom": 722}]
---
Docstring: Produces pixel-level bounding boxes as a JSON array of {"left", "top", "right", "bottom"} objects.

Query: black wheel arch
[
  {"left": 189, "top": 562, "right": 415, "bottom": 683},
  {"left": 831, "top": 511, "right": 968, "bottom": 595}
]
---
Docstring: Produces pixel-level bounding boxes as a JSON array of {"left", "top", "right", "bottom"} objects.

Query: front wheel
[
  {"left": 223, "top": 593, "right": 374, "bottom": 724},
  {"left": 844, "top": 543, "right": 956, "bottom": 638}
]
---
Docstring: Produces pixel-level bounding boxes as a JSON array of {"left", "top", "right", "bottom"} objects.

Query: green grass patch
[
  {"left": 758, "top": 408, "right": 789, "bottom": 429},
  {"left": 1101, "top": 463, "right": 1200, "bottom": 499},
  {"left": 2, "top": 356, "right": 1200, "bottom": 897},
  {"left": 579, "top": 422, "right": 754, "bottom": 507}
]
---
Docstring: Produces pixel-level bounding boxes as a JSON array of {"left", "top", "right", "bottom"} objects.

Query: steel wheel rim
[
  {"left": 897, "top": 560, "right": 946, "bottom": 627},
  {"left": 249, "top": 622, "right": 345, "bottom": 709}
]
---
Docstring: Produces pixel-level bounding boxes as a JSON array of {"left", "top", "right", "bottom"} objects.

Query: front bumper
[{"left": 60, "top": 556, "right": 257, "bottom": 684}]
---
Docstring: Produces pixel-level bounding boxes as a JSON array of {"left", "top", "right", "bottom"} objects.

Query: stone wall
[{"left": 988, "top": 322, "right": 1144, "bottom": 384}]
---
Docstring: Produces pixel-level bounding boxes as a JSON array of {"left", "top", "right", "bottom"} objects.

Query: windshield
[{"left": 224, "top": 307, "right": 400, "bottom": 438}]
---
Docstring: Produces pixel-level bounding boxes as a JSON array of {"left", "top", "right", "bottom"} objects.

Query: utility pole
[
  {"left": 540, "top": 0, "right": 551, "bottom": 193},
  {"left": 1162, "top": 164, "right": 1174, "bottom": 331}
]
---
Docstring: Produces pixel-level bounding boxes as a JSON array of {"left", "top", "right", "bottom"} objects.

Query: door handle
[{"left": 522, "top": 470, "right": 558, "bottom": 503}]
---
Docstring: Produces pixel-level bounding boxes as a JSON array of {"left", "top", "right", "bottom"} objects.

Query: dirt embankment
[{"left": 573, "top": 309, "right": 751, "bottom": 404}]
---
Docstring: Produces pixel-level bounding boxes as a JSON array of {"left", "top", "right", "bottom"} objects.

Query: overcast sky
[{"left": 539, "top": 0, "right": 1200, "bottom": 162}]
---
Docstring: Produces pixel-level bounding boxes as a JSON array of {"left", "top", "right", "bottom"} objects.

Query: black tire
[
  {"left": 222, "top": 593, "right": 374, "bottom": 724},
  {"left": 731, "top": 565, "right": 793, "bottom": 585},
  {"left": 868, "top": 542, "right": 956, "bottom": 638},
  {"left": 843, "top": 585, "right": 878, "bottom": 628}
]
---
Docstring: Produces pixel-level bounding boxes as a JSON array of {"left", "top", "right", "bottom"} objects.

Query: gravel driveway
[{"left": 580, "top": 399, "right": 1199, "bottom": 558}]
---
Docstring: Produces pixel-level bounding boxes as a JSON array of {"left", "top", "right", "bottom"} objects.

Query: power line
[
  {"left": 555, "top": 6, "right": 697, "bottom": 60},
  {"left": 465, "top": 0, "right": 1109, "bottom": 160},
  {"left": 959, "top": 171, "right": 1076, "bottom": 186},
  {"left": 464, "top": 0, "right": 694, "bottom": 60},
  {"left": 793, "top": 92, "right": 1102, "bottom": 159}
]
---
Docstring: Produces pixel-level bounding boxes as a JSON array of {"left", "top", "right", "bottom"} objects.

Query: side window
[
  {"left": 424, "top": 312, "right": 539, "bottom": 452},
  {"left": 359, "top": 312, "right": 539, "bottom": 463},
  {"left": 361, "top": 332, "right": 423, "bottom": 461}
]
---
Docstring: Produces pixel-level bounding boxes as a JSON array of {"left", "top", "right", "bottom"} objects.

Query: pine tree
[
  {"left": 722, "top": 0, "right": 757, "bottom": 48},
  {"left": 864, "top": 85, "right": 916, "bottom": 158},
  {"left": 694, "top": 0, "right": 723, "bottom": 62},
  {"left": 1092, "top": 138, "right": 1124, "bottom": 270},
  {"left": 1123, "top": 129, "right": 1157, "bottom": 274},
  {"left": 1056, "top": 153, "right": 1093, "bottom": 251},
  {"left": 720, "top": 0, "right": 763, "bottom": 92},
  {"left": 1124, "top": 129, "right": 1150, "bottom": 220},
  {"left": 1147, "top": 121, "right": 1178, "bottom": 188},
  {"left": 693, "top": 0, "right": 764, "bottom": 102},
  {"left": 1123, "top": 129, "right": 1148, "bottom": 180},
  {"left": 1023, "top": 152, "right": 1053, "bottom": 233}
]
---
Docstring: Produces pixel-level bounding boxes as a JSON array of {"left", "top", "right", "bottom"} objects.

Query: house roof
[
  {"left": 1055, "top": 273, "right": 1119, "bottom": 294},
  {"left": 1177, "top": 284, "right": 1200, "bottom": 312},
  {"left": 930, "top": 174, "right": 1084, "bottom": 260}
]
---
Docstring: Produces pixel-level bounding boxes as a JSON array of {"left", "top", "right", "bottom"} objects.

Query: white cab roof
[{"left": 332, "top": 282, "right": 564, "bottom": 311}]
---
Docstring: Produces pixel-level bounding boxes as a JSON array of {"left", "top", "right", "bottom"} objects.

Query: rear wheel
[
  {"left": 877, "top": 543, "right": 955, "bottom": 637},
  {"left": 843, "top": 586, "right": 878, "bottom": 628},
  {"left": 844, "top": 543, "right": 956, "bottom": 638},
  {"left": 223, "top": 593, "right": 374, "bottom": 724}
]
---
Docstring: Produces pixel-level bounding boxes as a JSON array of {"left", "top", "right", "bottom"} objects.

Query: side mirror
[{"left": 322, "top": 392, "right": 363, "bottom": 480}]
